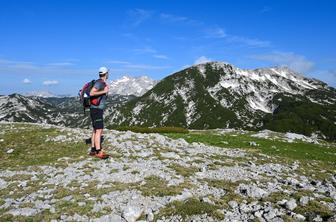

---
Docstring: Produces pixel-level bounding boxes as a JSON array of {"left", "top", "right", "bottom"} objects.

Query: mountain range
[
  {"left": 108, "top": 62, "right": 336, "bottom": 141},
  {"left": 1, "top": 62, "right": 335, "bottom": 141},
  {"left": 0, "top": 93, "right": 135, "bottom": 128}
]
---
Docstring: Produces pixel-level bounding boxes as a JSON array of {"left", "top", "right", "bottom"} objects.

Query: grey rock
[
  {"left": 269, "top": 217, "right": 284, "bottom": 222},
  {"left": 237, "top": 184, "right": 268, "bottom": 199},
  {"left": 8, "top": 208, "right": 37, "bottom": 217},
  {"left": 62, "top": 195, "right": 72, "bottom": 201},
  {"left": 122, "top": 206, "right": 143, "bottom": 222},
  {"left": 78, "top": 202, "right": 86, "bottom": 207},
  {"left": 328, "top": 215, "right": 336, "bottom": 222},
  {"left": 313, "top": 215, "right": 323, "bottom": 222},
  {"left": 285, "top": 198, "right": 297, "bottom": 210},
  {"left": 293, "top": 213, "right": 306, "bottom": 221},
  {"left": 277, "top": 199, "right": 287, "bottom": 206},
  {"left": 263, "top": 209, "right": 277, "bottom": 220},
  {"left": 228, "top": 200, "right": 238, "bottom": 209},
  {"left": 49, "top": 207, "right": 56, "bottom": 214},
  {"left": 299, "top": 196, "right": 309, "bottom": 206},
  {"left": 160, "top": 152, "right": 180, "bottom": 159},
  {"left": 240, "top": 203, "right": 254, "bottom": 213},
  {"left": 6, "top": 148, "right": 14, "bottom": 154},
  {"left": 0, "top": 178, "right": 7, "bottom": 189},
  {"left": 146, "top": 210, "right": 154, "bottom": 221},
  {"left": 254, "top": 210, "right": 264, "bottom": 218},
  {"left": 249, "top": 141, "right": 258, "bottom": 146},
  {"left": 18, "top": 181, "right": 27, "bottom": 188},
  {"left": 329, "top": 191, "right": 336, "bottom": 200},
  {"left": 93, "top": 214, "right": 124, "bottom": 222}
]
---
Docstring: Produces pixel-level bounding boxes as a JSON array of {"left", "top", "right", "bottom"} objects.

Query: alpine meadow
[{"left": 0, "top": 1, "right": 336, "bottom": 222}]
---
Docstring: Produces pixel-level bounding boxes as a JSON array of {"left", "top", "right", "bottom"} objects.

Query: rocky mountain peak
[{"left": 109, "top": 75, "right": 158, "bottom": 96}]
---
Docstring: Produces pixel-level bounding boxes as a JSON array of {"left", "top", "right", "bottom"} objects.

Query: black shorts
[{"left": 90, "top": 108, "right": 104, "bottom": 129}]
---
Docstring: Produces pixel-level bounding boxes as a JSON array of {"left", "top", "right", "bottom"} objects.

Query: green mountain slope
[{"left": 108, "top": 62, "right": 336, "bottom": 141}]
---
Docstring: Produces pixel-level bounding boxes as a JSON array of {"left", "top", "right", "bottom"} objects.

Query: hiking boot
[
  {"left": 89, "top": 147, "right": 97, "bottom": 156},
  {"left": 95, "top": 150, "right": 109, "bottom": 159}
]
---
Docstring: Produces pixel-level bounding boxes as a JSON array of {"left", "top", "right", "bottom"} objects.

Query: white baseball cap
[{"left": 99, "top": 66, "right": 109, "bottom": 74}]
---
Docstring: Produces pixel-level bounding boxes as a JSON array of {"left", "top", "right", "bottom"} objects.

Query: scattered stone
[
  {"left": 78, "top": 202, "right": 86, "bottom": 207},
  {"left": 293, "top": 213, "right": 306, "bottom": 221},
  {"left": 199, "top": 166, "right": 207, "bottom": 172},
  {"left": 62, "top": 195, "right": 72, "bottom": 201},
  {"left": 285, "top": 198, "right": 297, "bottom": 211},
  {"left": 1, "top": 123, "right": 334, "bottom": 222},
  {"left": 93, "top": 214, "right": 124, "bottom": 222},
  {"left": 277, "top": 199, "right": 287, "bottom": 206},
  {"left": 313, "top": 215, "right": 323, "bottom": 222},
  {"left": 237, "top": 184, "right": 268, "bottom": 199},
  {"left": 0, "top": 178, "right": 7, "bottom": 189},
  {"left": 146, "top": 209, "right": 154, "bottom": 221},
  {"left": 8, "top": 208, "right": 37, "bottom": 217},
  {"left": 299, "top": 196, "right": 309, "bottom": 206},
  {"left": 122, "top": 206, "right": 143, "bottom": 222},
  {"left": 249, "top": 141, "right": 258, "bottom": 146},
  {"left": 228, "top": 200, "right": 238, "bottom": 209},
  {"left": 254, "top": 210, "right": 263, "bottom": 218},
  {"left": 6, "top": 148, "right": 14, "bottom": 154},
  {"left": 18, "top": 181, "right": 27, "bottom": 188},
  {"left": 49, "top": 207, "right": 56, "bottom": 214},
  {"left": 263, "top": 208, "right": 277, "bottom": 220}
]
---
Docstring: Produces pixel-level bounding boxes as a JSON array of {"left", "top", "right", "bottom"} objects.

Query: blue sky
[{"left": 0, "top": 0, "right": 335, "bottom": 95}]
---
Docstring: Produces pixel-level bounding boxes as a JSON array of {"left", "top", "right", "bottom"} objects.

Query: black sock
[{"left": 91, "top": 147, "right": 96, "bottom": 152}]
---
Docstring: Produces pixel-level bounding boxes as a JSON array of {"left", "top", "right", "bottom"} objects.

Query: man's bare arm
[{"left": 90, "top": 86, "right": 109, "bottom": 96}]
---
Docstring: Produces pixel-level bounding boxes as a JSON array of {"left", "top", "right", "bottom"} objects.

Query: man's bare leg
[
  {"left": 91, "top": 129, "right": 96, "bottom": 148},
  {"left": 95, "top": 129, "right": 103, "bottom": 151}
]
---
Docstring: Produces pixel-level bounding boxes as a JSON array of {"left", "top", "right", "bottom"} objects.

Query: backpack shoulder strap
[{"left": 96, "top": 79, "right": 107, "bottom": 87}]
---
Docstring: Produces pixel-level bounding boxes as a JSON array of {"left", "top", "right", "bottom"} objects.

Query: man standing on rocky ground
[{"left": 89, "top": 67, "right": 110, "bottom": 159}]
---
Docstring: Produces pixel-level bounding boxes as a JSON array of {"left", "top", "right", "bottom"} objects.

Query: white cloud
[
  {"left": 194, "top": 56, "right": 212, "bottom": 65},
  {"left": 310, "top": 69, "right": 336, "bottom": 87},
  {"left": 160, "top": 13, "right": 201, "bottom": 25},
  {"left": 123, "top": 64, "right": 170, "bottom": 70},
  {"left": 133, "top": 47, "right": 157, "bottom": 54},
  {"left": 47, "top": 62, "right": 74, "bottom": 66},
  {"left": 22, "top": 78, "right": 32, "bottom": 84},
  {"left": 104, "top": 59, "right": 171, "bottom": 72},
  {"left": 133, "top": 47, "right": 168, "bottom": 60},
  {"left": 127, "top": 8, "right": 153, "bottom": 26},
  {"left": 153, "top": 54, "right": 168, "bottom": 59},
  {"left": 260, "top": 6, "right": 272, "bottom": 13},
  {"left": 43, "top": 80, "right": 59, "bottom": 86},
  {"left": 205, "top": 27, "right": 270, "bottom": 48},
  {"left": 106, "top": 60, "right": 131, "bottom": 65},
  {"left": 205, "top": 27, "right": 227, "bottom": 38},
  {"left": 0, "top": 58, "right": 95, "bottom": 77},
  {"left": 226, "top": 35, "right": 271, "bottom": 48},
  {"left": 251, "top": 51, "right": 314, "bottom": 73},
  {"left": 160, "top": 13, "right": 188, "bottom": 22}
]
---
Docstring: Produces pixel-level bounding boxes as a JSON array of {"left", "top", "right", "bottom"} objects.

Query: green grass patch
[
  {"left": 168, "top": 163, "right": 198, "bottom": 178},
  {"left": 203, "top": 179, "right": 245, "bottom": 208},
  {"left": 139, "top": 176, "right": 191, "bottom": 197},
  {"left": 164, "top": 131, "right": 336, "bottom": 163},
  {"left": 155, "top": 198, "right": 222, "bottom": 221},
  {"left": 294, "top": 200, "right": 334, "bottom": 221},
  {"left": 0, "top": 124, "right": 86, "bottom": 169},
  {"left": 109, "top": 126, "right": 189, "bottom": 134}
]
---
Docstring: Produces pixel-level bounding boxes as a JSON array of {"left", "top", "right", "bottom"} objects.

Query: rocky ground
[{"left": 0, "top": 122, "right": 335, "bottom": 221}]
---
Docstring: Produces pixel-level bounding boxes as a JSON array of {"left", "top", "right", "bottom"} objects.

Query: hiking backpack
[{"left": 79, "top": 79, "right": 106, "bottom": 113}]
